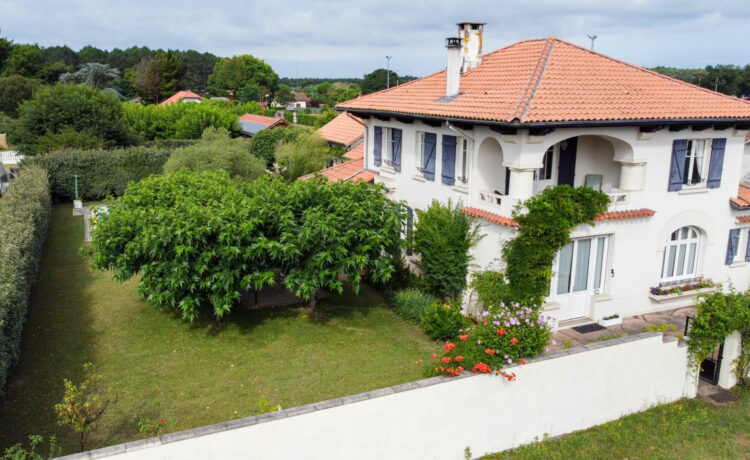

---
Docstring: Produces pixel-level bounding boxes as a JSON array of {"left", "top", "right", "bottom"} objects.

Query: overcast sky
[{"left": 2, "top": 0, "right": 749, "bottom": 78}]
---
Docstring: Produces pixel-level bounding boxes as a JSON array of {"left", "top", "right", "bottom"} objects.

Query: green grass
[
  {"left": 485, "top": 387, "right": 750, "bottom": 460},
  {"left": 0, "top": 204, "right": 437, "bottom": 455}
]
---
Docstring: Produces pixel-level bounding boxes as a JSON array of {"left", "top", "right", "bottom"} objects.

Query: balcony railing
[
  {"left": 607, "top": 190, "right": 629, "bottom": 205},
  {"left": 477, "top": 189, "right": 503, "bottom": 207}
]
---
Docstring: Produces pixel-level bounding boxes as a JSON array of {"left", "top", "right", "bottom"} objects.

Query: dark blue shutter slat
[
  {"left": 669, "top": 140, "right": 688, "bottom": 191},
  {"left": 423, "top": 132, "right": 436, "bottom": 181},
  {"left": 726, "top": 228, "right": 740, "bottom": 265},
  {"left": 745, "top": 229, "right": 750, "bottom": 262},
  {"left": 392, "top": 128, "right": 402, "bottom": 172},
  {"left": 373, "top": 126, "right": 382, "bottom": 166},
  {"left": 557, "top": 137, "right": 577, "bottom": 187},
  {"left": 441, "top": 135, "right": 456, "bottom": 185},
  {"left": 707, "top": 138, "right": 726, "bottom": 189}
]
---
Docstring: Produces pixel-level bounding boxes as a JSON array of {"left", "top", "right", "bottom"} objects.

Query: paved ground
[{"left": 548, "top": 306, "right": 696, "bottom": 352}]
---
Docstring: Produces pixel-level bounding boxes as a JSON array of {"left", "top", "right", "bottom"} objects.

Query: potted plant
[
  {"left": 73, "top": 195, "right": 83, "bottom": 209},
  {"left": 599, "top": 314, "right": 622, "bottom": 327}
]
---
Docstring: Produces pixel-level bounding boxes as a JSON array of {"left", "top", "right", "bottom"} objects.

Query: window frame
[
  {"left": 382, "top": 127, "right": 395, "bottom": 166},
  {"left": 416, "top": 131, "right": 426, "bottom": 172},
  {"left": 456, "top": 138, "right": 471, "bottom": 184},
  {"left": 682, "top": 139, "right": 710, "bottom": 187},
  {"left": 660, "top": 226, "right": 701, "bottom": 281}
]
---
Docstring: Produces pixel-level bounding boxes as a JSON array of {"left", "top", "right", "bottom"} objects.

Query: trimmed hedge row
[
  {"left": 23, "top": 147, "right": 172, "bottom": 201},
  {"left": 0, "top": 165, "right": 51, "bottom": 394}
]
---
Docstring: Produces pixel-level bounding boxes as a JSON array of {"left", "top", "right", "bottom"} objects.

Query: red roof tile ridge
[
  {"left": 515, "top": 37, "right": 556, "bottom": 122},
  {"left": 550, "top": 37, "right": 750, "bottom": 107}
]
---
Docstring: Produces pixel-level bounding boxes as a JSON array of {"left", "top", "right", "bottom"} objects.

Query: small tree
[
  {"left": 164, "top": 127, "right": 265, "bottom": 182},
  {"left": 0, "top": 74, "right": 40, "bottom": 117},
  {"left": 274, "top": 130, "right": 333, "bottom": 180},
  {"left": 413, "top": 200, "right": 483, "bottom": 301},
  {"left": 59, "top": 63, "right": 121, "bottom": 89},
  {"left": 248, "top": 127, "right": 300, "bottom": 167},
  {"left": 55, "top": 363, "right": 116, "bottom": 452}
]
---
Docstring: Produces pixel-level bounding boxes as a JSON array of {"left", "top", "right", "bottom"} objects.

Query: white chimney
[
  {"left": 445, "top": 37, "right": 462, "bottom": 98},
  {"left": 457, "top": 22, "right": 485, "bottom": 72}
]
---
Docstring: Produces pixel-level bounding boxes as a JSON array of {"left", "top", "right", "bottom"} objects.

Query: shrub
[
  {"left": 413, "top": 200, "right": 482, "bottom": 300},
  {"left": 22, "top": 146, "right": 172, "bottom": 201},
  {"left": 249, "top": 126, "right": 302, "bottom": 167},
  {"left": 0, "top": 74, "right": 40, "bottom": 118},
  {"left": 470, "top": 270, "right": 513, "bottom": 311},
  {"left": 7, "top": 83, "right": 130, "bottom": 154},
  {"left": 431, "top": 303, "right": 553, "bottom": 377},
  {"left": 164, "top": 127, "right": 265, "bottom": 182},
  {"left": 275, "top": 130, "right": 333, "bottom": 180},
  {"left": 34, "top": 128, "right": 104, "bottom": 154},
  {"left": 121, "top": 102, "right": 241, "bottom": 141},
  {"left": 391, "top": 288, "right": 439, "bottom": 323},
  {"left": 421, "top": 302, "right": 465, "bottom": 341},
  {"left": 0, "top": 165, "right": 51, "bottom": 394}
]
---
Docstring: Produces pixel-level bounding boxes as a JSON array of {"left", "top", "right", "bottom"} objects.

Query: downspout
[{"left": 445, "top": 121, "right": 474, "bottom": 141}]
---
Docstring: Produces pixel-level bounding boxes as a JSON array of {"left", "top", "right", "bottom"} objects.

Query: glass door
[{"left": 552, "top": 236, "right": 608, "bottom": 320}]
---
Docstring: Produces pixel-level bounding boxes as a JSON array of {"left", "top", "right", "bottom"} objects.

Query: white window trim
[
  {"left": 456, "top": 138, "right": 472, "bottom": 184},
  {"left": 416, "top": 131, "right": 426, "bottom": 173},
  {"left": 660, "top": 226, "right": 701, "bottom": 282},
  {"left": 682, "top": 139, "right": 710, "bottom": 188},
  {"left": 383, "top": 127, "right": 395, "bottom": 166}
]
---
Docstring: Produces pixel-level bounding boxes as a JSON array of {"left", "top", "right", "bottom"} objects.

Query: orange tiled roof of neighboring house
[
  {"left": 462, "top": 207, "right": 655, "bottom": 227},
  {"left": 299, "top": 158, "right": 376, "bottom": 183},
  {"left": 343, "top": 143, "right": 364, "bottom": 160},
  {"left": 736, "top": 215, "right": 750, "bottom": 223},
  {"left": 338, "top": 37, "right": 750, "bottom": 124},
  {"left": 239, "top": 113, "right": 286, "bottom": 126},
  {"left": 317, "top": 113, "right": 364, "bottom": 147},
  {"left": 730, "top": 184, "right": 750, "bottom": 209},
  {"left": 159, "top": 90, "right": 202, "bottom": 106}
]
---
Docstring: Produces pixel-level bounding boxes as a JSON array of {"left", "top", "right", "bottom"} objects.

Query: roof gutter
[{"left": 337, "top": 107, "right": 750, "bottom": 130}]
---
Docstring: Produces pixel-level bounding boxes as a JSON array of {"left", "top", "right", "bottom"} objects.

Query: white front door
[{"left": 552, "top": 236, "right": 608, "bottom": 321}]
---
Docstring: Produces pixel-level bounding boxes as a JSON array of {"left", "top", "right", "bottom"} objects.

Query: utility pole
[
  {"left": 386, "top": 56, "right": 393, "bottom": 88},
  {"left": 587, "top": 34, "right": 597, "bottom": 50},
  {"left": 715, "top": 77, "right": 719, "bottom": 92}
]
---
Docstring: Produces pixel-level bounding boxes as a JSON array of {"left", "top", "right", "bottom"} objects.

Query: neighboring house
[
  {"left": 159, "top": 90, "right": 203, "bottom": 106},
  {"left": 238, "top": 113, "right": 290, "bottom": 138},
  {"left": 317, "top": 112, "right": 365, "bottom": 151},
  {"left": 293, "top": 92, "right": 311, "bottom": 109},
  {"left": 338, "top": 22, "right": 750, "bottom": 327}
]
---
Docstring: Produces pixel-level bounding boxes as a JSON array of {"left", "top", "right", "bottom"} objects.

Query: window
[
  {"left": 383, "top": 128, "right": 395, "bottom": 165},
  {"left": 661, "top": 226, "right": 700, "bottom": 280},
  {"left": 457, "top": 138, "right": 471, "bottom": 183},
  {"left": 683, "top": 140, "right": 709, "bottom": 186},
  {"left": 417, "top": 131, "right": 426, "bottom": 171},
  {"left": 534, "top": 146, "right": 554, "bottom": 181}
]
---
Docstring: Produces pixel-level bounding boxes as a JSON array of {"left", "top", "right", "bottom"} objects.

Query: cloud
[{"left": 1, "top": 0, "right": 749, "bottom": 77}]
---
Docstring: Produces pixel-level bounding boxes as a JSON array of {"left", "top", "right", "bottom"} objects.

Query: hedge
[
  {"left": 23, "top": 146, "right": 172, "bottom": 201},
  {"left": 0, "top": 165, "right": 51, "bottom": 394}
]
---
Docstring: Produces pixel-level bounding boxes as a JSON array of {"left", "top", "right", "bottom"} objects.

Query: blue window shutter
[
  {"left": 392, "top": 128, "right": 402, "bottom": 172},
  {"left": 373, "top": 126, "right": 382, "bottom": 166},
  {"left": 726, "top": 228, "right": 740, "bottom": 265},
  {"left": 707, "top": 138, "right": 726, "bottom": 189},
  {"left": 423, "top": 132, "right": 437, "bottom": 181},
  {"left": 441, "top": 135, "right": 457, "bottom": 185},
  {"left": 669, "top": 140, "right": 688, "bottom": 191},
  {"left": 745, "top": 229, "right": 750, "bottom": 262}
]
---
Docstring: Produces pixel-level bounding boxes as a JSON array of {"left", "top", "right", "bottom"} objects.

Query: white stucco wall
[
  {"left": 362, "top": 117, "right": 750, "bottom": 322},
  {"left": 58, "top": 333, "right": 696, "bottom": 460}
]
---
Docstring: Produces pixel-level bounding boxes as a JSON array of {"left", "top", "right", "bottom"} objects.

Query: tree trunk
[
  {"left": 308, "top": 292, "right": 318, "bottom": 312},
  {"left": 79, "top": 432, "right": 85, "bottom": 452}
]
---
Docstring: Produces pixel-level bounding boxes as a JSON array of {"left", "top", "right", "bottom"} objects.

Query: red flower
[
  {"left": 497, "top": 328, "right": 506, "bottom": 335},
  {"left": 459, "top": 334, "right": 469, "bottom": 341},
  {"left": 440, "top": 366, "right": 445, "bottom": 372},
  {"left": 430, "top": 353, "right": 437, "bottom": 361},
  {"left": 444, "top": 342, "right": 456, "bottom": 352},
  {"left": 520, "top": 359, "right": 526, "bottom": 365},
  {"left": 484, "top": 348, "right": 496, "bottom": 355},
  {"left": 457, "top": 366, "right": 464, "bottom": 372},
  {"left": 159, "top": 418, "right": 163, "bottom": 423},
  {"left": 455, "top": 355, "right": 464, "bottom": 362},
  {"left": 441, "top": 356, "right": 451, "bottom": 364},
  {"left": 510, "top": 337, "right": 519, "bottom": 346},
  {"left": 443, "top": 304, "right": 452, "bottom": 310},
  {"left": 472, "top": 362, "right": 492, "bottom": 373}
]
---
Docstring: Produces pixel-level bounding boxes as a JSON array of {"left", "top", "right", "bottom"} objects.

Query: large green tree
[
  {"left": 90, "top": 171, "right": 406, "bottom": 319},
  {"left": 207, "top": 55, "right": 278, "bottom": 102},
  {"left": 133, "top": 51, "right": 185, "bottom": 103},
  {"left": 178, "top": 50, "right": 219, "bottom": 93},
  {"left": 7, "top": 83, "right": 129, "bottom": 154},
  {"left": 0, "top": 74, "right": 40, "bottom": 117},
  {"left": 361, "top": 68, "right": 399, "bottom": 94},
  {"left": 274, "top": 130, "right": 333, "bottom": 180},
  {"left": 3, "top": 44, "right": 43, "bottom": 78},
  {"left": 59, "top": 63, "right": 121, "bottom": 89}
]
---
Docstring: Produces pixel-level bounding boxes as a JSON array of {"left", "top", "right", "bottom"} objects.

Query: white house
[{"left": 338, "top": 23, "right": 750, "bottom": 327}]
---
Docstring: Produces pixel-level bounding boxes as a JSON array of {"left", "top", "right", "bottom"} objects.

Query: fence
[
  {"left": 0, "top": 150, "right": 22, "bottom": 165},
  {"left": 58, "top": 332, "right": 697, "bottom": 460}
]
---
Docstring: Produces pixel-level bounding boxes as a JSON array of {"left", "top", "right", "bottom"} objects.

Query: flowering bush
[
  {"left": 649, "top": 277, "right": 717, "bottom": 296},
  {"left": 429, "top": 302, "right": 553, "bottom": 378},
  {"left": 420, "top": 302, "right": 466, "bottom": 340}
]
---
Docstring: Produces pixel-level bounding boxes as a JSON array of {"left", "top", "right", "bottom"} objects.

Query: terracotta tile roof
[
  {"left": 159, "top": 90, "right": 202, "bottom": 106},
  {"left": 299, "top": 158, "right": 376, "bottom": 183},
  {"left": 593, "top": 208, "right": 656, "bottom": 221},
  {"left": 343, "top": 143, "right": 364, "bottom": 160},
  {"left": 239, "top": 114, "right": 286, "bottom": 126},
  {"left": 339, "top": 37, "right": 750, "bottom": 124},
  {"left": 736, "top": 215, "right": 750, "bottom": 223},
  {"left": 730, "top": 184, "right": 750, "bottom": 209},
  {"left": 462, "top": 206, "right": 655, "bottom": 227},
  {"left": 317, "top": 113, "right": 364, "bottom": 147}
]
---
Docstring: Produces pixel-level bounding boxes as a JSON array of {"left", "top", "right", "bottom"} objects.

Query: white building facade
[{"left": 340, "top": 26, "right": 750, "bottom": 327}]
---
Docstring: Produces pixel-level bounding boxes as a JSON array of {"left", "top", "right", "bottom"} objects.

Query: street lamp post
[
  {"left": 260, "top": 93, "right": 270, "bottom": 116},
  {"left": 386, "top": 56, "right": 392, "bottom": 88}
]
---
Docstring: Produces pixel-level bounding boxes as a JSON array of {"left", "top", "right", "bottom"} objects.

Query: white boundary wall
[
  {"left": 0, "top": 150, "right": 22, "bottom": 164},
  {"left": 59, "top": 332, "right": 697, "bottom": 460}
]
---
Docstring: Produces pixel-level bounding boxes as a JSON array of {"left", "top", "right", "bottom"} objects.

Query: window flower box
[
  {"left": 647, "top": 278, "right": 718, "bottom": 304},
  {"left": 598, "top": 314, "right": 622, "bottom": 327}
]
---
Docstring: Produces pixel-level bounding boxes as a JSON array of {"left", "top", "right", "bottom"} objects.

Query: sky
[{"left": 1, "top": 0, "right": 749, "bottom": 78}]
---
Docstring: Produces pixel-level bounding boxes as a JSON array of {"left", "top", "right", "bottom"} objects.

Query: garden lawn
[
  {"left": 0, "top": 204, "right": 437, "bottom": 455},
  {"left": 486, "top": 386, "right": 750, "bottom": 460}
]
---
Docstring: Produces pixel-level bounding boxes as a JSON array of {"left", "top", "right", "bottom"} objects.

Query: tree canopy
[
  {"left": 207, "top": 55, "right": 279, "bottom": 102},
  {"left": 133, "top": 51, "right": 186, "bottom": 103},
  {"left": 60, "top": 63, "right": 121, "bottom": 89},
  {"left": 90, "top": 171, "right": 407, "bottom": 320},
  {"left": 0, "top": 74, "right": 40, "bottom": 117},
  {"left": 274, "top": 130, "right": 334, "bottom": 180}
]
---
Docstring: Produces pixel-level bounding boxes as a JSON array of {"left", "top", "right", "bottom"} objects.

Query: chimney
[
  {"left": 457, "top": 22, "right": 485, "bottom": 72},
  {"left": 445, "top": 37, "right": 462, "bottom": 98}
]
